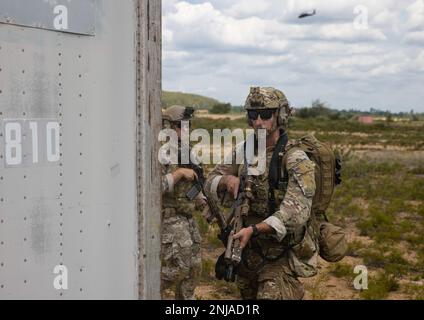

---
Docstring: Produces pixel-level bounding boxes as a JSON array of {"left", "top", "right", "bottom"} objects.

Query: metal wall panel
[
  {"left": 0, "top": 0, "right": 149, "bottom": 299},
  {"left": 0, "top": 0, "right": 95, "bottom": 36}
]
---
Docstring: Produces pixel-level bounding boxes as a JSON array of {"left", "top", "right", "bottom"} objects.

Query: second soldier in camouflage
[{"left": 160, "top": 105, "right": 206, "bottom": 300}]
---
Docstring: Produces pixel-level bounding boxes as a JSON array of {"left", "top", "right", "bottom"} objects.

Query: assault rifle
[
  {"left": 216, "top": 164, "right": 253, "bottom": 282},
  {"left": 184, "top": 162, "right": 253, "bottom": 282}
]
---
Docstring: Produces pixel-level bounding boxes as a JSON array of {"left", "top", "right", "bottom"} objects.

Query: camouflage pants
[
  {"left": 236, "top": 250, "right": 304, "bottom": 300},
  {"left": 161, "top": 210, "right": 202, "bottom": 300}
]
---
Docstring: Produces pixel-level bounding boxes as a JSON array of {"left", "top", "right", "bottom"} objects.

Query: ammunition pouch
[{"left": 318, "top": 222, "right": 347, "bottom": 262}]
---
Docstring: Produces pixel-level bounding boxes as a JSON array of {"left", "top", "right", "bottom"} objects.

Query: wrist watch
[{"left": 250, "top": 224, "right": 259, "bottom": 237}]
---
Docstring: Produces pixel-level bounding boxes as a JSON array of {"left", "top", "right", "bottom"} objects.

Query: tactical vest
[{"left": 238, "top": 148, "right": 286, "bottom": 226}]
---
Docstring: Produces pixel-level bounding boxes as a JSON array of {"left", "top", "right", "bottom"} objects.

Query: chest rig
[
  {"left": 238, "top": 131, "right": 301, "bottom": 270},
  {"left": 240, "top": 131, "right": 289, "bottom": 223}
]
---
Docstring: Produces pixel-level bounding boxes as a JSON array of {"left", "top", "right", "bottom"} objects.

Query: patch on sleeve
[{"left": 287, "top": 150, "right": 316, "bottom": 198}]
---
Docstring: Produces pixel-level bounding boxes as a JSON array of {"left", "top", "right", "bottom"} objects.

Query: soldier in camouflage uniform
[
  {"left": 205, "top": 87, "right": 319, "bottom": 300},
  {"left": 160, "top": 105, "right": 204, "bottom": 300}
]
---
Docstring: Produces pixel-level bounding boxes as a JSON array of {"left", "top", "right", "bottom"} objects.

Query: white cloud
[
  {"left": 414, "top": 51, "right": 424, "bottom": 71},
  {"left": 406, "top": 0, "right": 424, "bottom": 31},
  {"left": 405, "top": 31, "right": 424, "bottom": 44},
  {"left": 225, "top": 0, "right": 271, "bottom": 18},
  {"left": 373, "top": 10, "right": 399, "bottom": 27},
  {"left": 163, "top": 50, "right": 191, "bottom": 60},
  {"left": 165, "top": 2, "right": 290, "bottom": 53},
  {"left": 163, "top": 0, "right": 424, "bottom": 112},
  {"left": 318, "top": 24, "right": 387, "bottom": 42}
]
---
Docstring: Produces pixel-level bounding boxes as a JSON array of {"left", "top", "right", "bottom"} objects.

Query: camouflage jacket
[
  {"left": 161, "top": 163, "right": 198, "bottom": 215},
  {"left": 161, "top": 143, "right": 206, "bottom": 215},
  {"left": 205, "top": 139, "right": 318, "bottom": 277}
]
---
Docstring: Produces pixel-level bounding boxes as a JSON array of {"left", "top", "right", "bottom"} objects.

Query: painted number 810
[{"left": 4, "top": 121, "right": 60, "bottom": 166}]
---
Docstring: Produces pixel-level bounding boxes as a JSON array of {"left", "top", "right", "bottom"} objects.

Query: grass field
[{"left": 166, "top": 115, "right": 424, "bottom": 300}]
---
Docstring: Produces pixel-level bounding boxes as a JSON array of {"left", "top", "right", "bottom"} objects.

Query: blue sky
[{"left": 163, "top": 0, "right": 424, "bottom": 112}]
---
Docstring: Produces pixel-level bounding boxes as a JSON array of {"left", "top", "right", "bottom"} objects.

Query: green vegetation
[
  {"left": 192, "top": 116, "right": 247, "bottom": 132},
  {"left": 403, "top": 283, "right": 424, "bottom": 300},
  {"left": 289, "top": 118, "right": 424, "bottom": 149},
  {"left": 192, "top": 113, "right": 424, "bottom": 149},
  {"left": 295, "top": 100, "right": 424, "bottom": 121},
  {"left": 201, "top": 258, "right": 215, "bottom": 280},
  {"left": 330, "top": 262, "right": 354, "bottom": 279},
  {"left": 361, "top": 272, "right": 399, "bottom": 300},
  {"left": 162, "top": 90, "right": 220, "bottom": 109},
  {"left": 210, "top": 103, "right": 232, "bottom": 114},
  {"left": 194, "top": 211, "right": 209, "bottom": 238},
  {"left": 296, "top": 100, "right": 343, "bottom": 120},
  {"left": 206, "top": 225, "right": 224, "bottom": 249}
]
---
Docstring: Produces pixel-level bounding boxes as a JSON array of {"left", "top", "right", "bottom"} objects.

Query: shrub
[
  {"left": 330, "top": 263, "right": 353, "bottom": 279},
  {"left": 210, "top": 103, "right": 232, "bottom": 114},
  {"left": 361, "top": 272, "right": 399, "bottom": 300}
]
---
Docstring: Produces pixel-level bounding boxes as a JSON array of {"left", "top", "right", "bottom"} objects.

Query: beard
[{"left": 254, "top": 123, "right": 278, "bottom": 137}]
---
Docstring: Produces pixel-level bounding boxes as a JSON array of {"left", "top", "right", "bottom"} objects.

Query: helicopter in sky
[{"left": 298, "top": 9, "right": 316, "bottom": 19}]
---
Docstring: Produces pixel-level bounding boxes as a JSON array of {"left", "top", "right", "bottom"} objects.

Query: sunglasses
[{"left": 247, "top": 109, "right": 275, "bottom": 121}]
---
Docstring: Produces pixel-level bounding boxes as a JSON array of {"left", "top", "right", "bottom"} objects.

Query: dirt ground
[
  {"left": 194, "top": 215, "right": 417, "bottom": 300},
  {"left": 196, "top": 112, "right": 245, "bottom": 120}
]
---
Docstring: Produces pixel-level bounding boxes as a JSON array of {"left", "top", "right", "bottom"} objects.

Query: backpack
[
  {"left": 282, "top": 134, "right": 341, "bottom": 215},
  {"left": 274, "top": 133, "right": 346, "bottom": 262}
]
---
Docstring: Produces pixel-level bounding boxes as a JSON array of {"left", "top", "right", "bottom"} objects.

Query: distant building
[{"left": 358, "top": 116, "right": 374, "bottom": 124}]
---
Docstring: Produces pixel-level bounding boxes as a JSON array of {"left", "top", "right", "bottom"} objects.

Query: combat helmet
[
  {"left": 244, "top": 87, "right": 293, "bottom": 129},
  {"left": 162, "top": 105, "right": 195, "bottom": 124}
]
